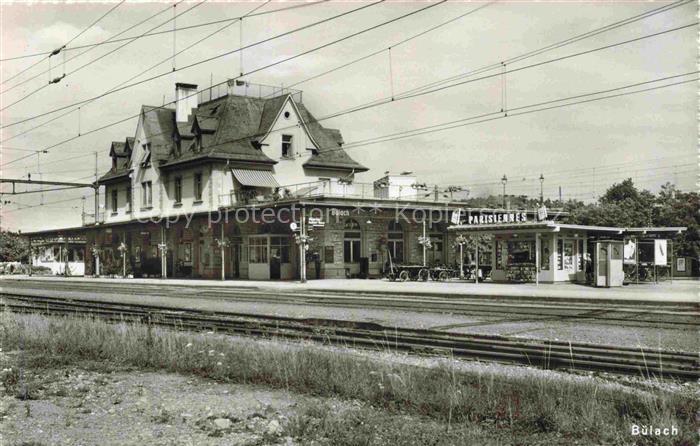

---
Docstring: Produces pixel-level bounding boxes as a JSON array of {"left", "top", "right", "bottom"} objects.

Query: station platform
[{"left": 2, "top": 275, "right": 697, "bottom": 305}]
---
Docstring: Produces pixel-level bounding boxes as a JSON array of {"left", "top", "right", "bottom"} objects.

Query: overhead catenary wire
[
  {"left": 0, "top": 1, "right": 125, "bottom": 87},
  {"left": 0, "top": 0, "right": 206, "bottom": 112},
  {"left": 0, "top": 1, "right": 329, "bottom": 63},
  {"left": 2, "top": 22, "right": 694, "bottom": 173},
  {"left": 1, "top": 1, "right": 169, "bottom": 91},
  {"left": 318, "top": 22, "right": 698, "bottom": 122},
  {"left": 5, "top": 73, "right": 695, "bottom": 209},
  {"left": 0, "top": 0, "right": 444, "bottom": 169},
  {"left": 399, "top": 0, "right": 694, "bottom": 99},
  {"left": 275, "top": 1, "right": 493, "bottom": 94},
  {"left": 2, "top": 15, "right": 692, "bottom": 167},
  {"left": 1, "top": 7, "right": 693, "bottom": 182},
  {"left": 0, "top": 1, "right": 311, "bottom": 146},
  {"left": 0, "top": 0, "right": 389, "bottom": 131}
]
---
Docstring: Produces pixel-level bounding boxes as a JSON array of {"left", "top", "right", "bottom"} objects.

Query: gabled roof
[
  {"left": 294, "top": 102, "right": 366, "bottom": 172},
  {"left": 109, "top": 141, "right": 127, "bottom": 158},
  {"left": 99, "top": 137, "right": 134, "bottom": 184},
  {"left": 141, "top": 105, "right": 176, "bottom": 163},
  {"left": 99, "top": 89, "right": 367, "bottom": 174}
]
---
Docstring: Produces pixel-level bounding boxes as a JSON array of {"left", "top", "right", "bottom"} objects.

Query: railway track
[
  {"left": 2, "top": 292, "right": 698, "bottom": 381},
  {"left": 2, "top": 280, "right": 698, "bottom": 329}
]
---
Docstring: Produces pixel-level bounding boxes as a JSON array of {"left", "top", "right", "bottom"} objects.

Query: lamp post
[
  {"left": 539, "top": 173, "right": 544, "bottom": 205},
  {"left": 117, "top": 242, "right": 127, "bottom": 278},
  {"left": 454, "top": 234, "right": 467, "bottom": 279},
  {"left": 501, "top": 174, "right": 508, "bottom": 208}
]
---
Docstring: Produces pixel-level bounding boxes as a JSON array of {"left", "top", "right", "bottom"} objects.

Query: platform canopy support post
[
  {"left": 422, "top": 220, "right": 427, "bottom": 267},
  {"left": 474, "top": 236, "right": 479, "bottom": 284},
  {"left": 535, "top": 233, "right": 540, "bottom": 286},
  {"left": 670, "top": 240, "right": 673, "bottom": 283},
  {"left": 635, "top": 236, "right": 639, "bottom": 284},
  {"left": 28, "top": 237, "right": 33, "bottom": 277},
  {"left": 221, "top": 224, "right": 226, "bottom": 281},
  {"left": 160, "top": 226, "right": 167, "bottom": 279}
]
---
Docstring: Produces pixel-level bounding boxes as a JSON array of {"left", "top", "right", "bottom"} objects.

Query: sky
[{"left": 0, "top": 0, "right": 697, "bottom": 232}]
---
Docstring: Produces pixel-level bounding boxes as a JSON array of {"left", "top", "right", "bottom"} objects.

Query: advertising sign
[
  {"left": 623, "top": 240, "right": 636, "bottom": 264},
  {"left": 676, "top": 257, "right": 686, "bottom": 272},
  {"left": 654, "top": 239, "right": 667, "bottom": 266},
  {"left": 450, "top": 209, "right": 463, "bottom": 225},
  {"left": 466, "top": 212, "right": 528, "bottom": 225}
]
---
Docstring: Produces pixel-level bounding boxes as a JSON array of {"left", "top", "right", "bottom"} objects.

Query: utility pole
[
  {"left": 94, "top": 152, "right": 99, "bottom": 224},
  {"left": 539, "top": 174, "right": 544, "bottom": 205},
  {"left": 159, "top": 225, "right": 167, "bottom": 279},
  {"left": 559, "top": 186, "right": 562, "bottom": 203},
  {"left": 422, "top": 220, "right": 427, "bottom": 267},
  {"left": 37, "top": 153, "right": 44, "bottom": 205},
  {"left": 219, "top": 224, "right": 228, "bottom": 281},
  {"left": 501, "top": 175, "right": 508, "bottom": 208},
  {"left": 28, "top": 238, "right": 33, "bottom": 277}
]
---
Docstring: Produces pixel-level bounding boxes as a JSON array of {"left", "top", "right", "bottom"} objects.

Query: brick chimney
[{"left": 175, "top": 82, "right": 198, "bottom": 122}]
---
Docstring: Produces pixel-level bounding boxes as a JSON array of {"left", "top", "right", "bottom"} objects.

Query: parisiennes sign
[{"left": 466, "top": 212, "right": 528, "bottom": 225}]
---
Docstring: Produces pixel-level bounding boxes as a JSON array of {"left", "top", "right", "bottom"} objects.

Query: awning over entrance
[{"left": 231, "top": 169, "right": 279, "bottom": 188}]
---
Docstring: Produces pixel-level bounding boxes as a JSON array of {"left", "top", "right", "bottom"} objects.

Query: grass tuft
[{"left": 1, "top": 312, "right": 697, "bottom": 445}]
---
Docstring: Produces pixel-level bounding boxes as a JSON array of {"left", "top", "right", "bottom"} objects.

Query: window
[
  {"left": 111, "top": 156, "right": 117, "bottom": 170},
  {"left": 507, "top": 240, "right": 535, "bottom": 265},
  {"left": 141, "top": 181, "right": 152, "bottom": 208},
  {"left": 126, "top": 187, "right": 132, "bottom": 213},
  {"left": 140, "top": 143, "right": 151, "bottom": 167},
  {"left": 563, "top": 241, "right": 574, "bottom": 271},
  {"left": 281, "top": 134, "right": 293, "bottom": 158},
  {"left": 495, "top": 240, "right": 504, "bottom": 270},
  {"left": 249, "top": 237, "right": 268, "bottom": 264},
  {"left": 344, "top": 219, "right": 361, "bottom": 263},
  {"left": 194, "top": 173, "right": 203, "bottom": 202},
  {"left": 540, "top": 239, "right": 550, "bottom": 270},
  {"left": 428, "top": 234, "right": 444, "bottom": 265},
  {"left": 174, "top": 177, "right": 182, "bottom": 204},
  {"left": 387, "top": 220, "right": 404, "bottom": 263},
  {"left": 111, "top": 189, "right": 118, "bottom": 212},
  {"left": 557, "top": 238, "right": 563, "bottom": 270},
  {"left": 270, "top": 237, "right": 290, "bottom": 263}
]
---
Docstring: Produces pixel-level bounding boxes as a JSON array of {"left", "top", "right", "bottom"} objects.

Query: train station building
[{"left": 22, "top": 80, "right": 691, "bottom": 284}]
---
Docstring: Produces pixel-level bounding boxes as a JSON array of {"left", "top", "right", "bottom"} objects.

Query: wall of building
[{"left": 104, "top": 180, "right": 133, "bottom": 222}]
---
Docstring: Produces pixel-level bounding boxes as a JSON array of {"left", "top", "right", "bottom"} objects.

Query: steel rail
[
  {"left": 2, "top": 281, "right": 697, "bottom": 328},
  {"left": 2, "top": 294, "right": 698, "bottom": 380}
]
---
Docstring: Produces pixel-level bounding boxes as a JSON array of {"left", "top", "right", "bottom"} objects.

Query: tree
[{"left": 0, "top": 231, "right": 29, "bottom": 262}]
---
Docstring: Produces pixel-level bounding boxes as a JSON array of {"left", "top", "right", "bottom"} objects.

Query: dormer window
[
  {"left": 281, "top": 135, "right": 293, "bottom": 159},
  {"left": 140, "top": 143, "right": 152, "bottom": 168}
]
